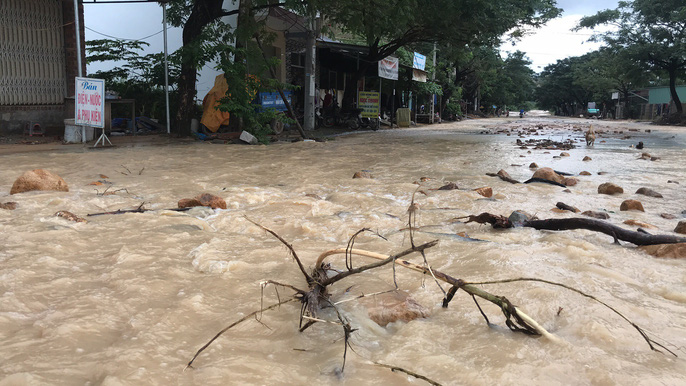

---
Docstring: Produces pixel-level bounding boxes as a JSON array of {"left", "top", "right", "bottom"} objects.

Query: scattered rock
[
  {"left": 563, "top": 189, "right": 572, "bottom": 193},
  {"left": 636, "top": 141, "right": 644, "bottom": 149},
  {"left": 531, "top": 167, "right": 566, "bottom": 185},
  {"left": 579, "top": 171, "right": 592, "bottom": 176},
  {"left": 362, "top": 291, "right": 429, "bottom": 327},
  {"left": 474, "top": 187, "right": 493, "bottom": 198},
  {"left": 675, "top": 221, "right": 686, "bottom": 235},
  {"left": 508, "top": 211, "right": 533, "bottom": 227},
  {"left": 10, "top": 169, "right": 69, "bottom": 195},
  {"left": 597, "top": 172, "right": 609, "bottom": 175},
  {"left": 623, "top": 219, "right": 657, "bottom": 229},
  {"left": 529, "top": 162, "right": 538, "bottom": 169},
  {"left": 583, "top": 156, "right": 592, "bottom": 161},
  {"left": 651, "top": 157, "right": 660, "bottom": 161},
  {"left": 661, "top": 213, "right": 677, "bottom": 220},
  {"left": 639, "top": 152, "right": 651, "bottom": 160},
  {"left": 437, "top": 182, "right": 459, "bottom": 190},
  {"left": 639, "top": 243, "right": 686, "bottom": 259},
  {"left": 598, "top": 182, "right": 623, "bottom": 195},
  {"left": 560, "top": 152, "right": 570, "bottom": 157},
  {"left": 635, "top": 187, "right": 663, "bottom": 198},
  {"left": 178, "top": 193, "right": 227, "bottom": 210},
  {"left": 668, "top": 180, "right": 679, "bottom": 184},
  {"left": 55, "top": 211, "right": 86, "bottom": 223},
  {"left": 563, "top": 177, "right": 579, "bottom": 187},
  {"left": 556, "top": 202, "right": 580, "bottom": 213},
  {"left": 620, "top": 199, "right": 644, "bottom": 212},
  {"left": 305, "top": 193, "right": 322, "bottom": 200},
  {"left": 353, "top": 170, "right": 374, "bottom": 179},
  {"left": 0, "top": 202, "right": 17, "bottom": 210},
  {"left": 99, "top": 174, "right": 109, "bottom": 179},
  {"left": 582, "top": 211, "right": 610, "bottom": 219}
]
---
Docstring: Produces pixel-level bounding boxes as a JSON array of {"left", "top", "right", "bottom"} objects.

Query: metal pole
[
  {"left": 163, "top": 2, "right": 170, "bottom": 134},
  {"left": 73, "top": 0, "right": 86, "bottom": 142},
  {"left": 430, "top": 42, "right": 436, "bottom": 124},
  {"left": 303, "top": 15, "right": 316, "bottom": 131}
]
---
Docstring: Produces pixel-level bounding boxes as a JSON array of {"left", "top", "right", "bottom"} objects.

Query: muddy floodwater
[{"left": 2, "top": 116, "right": 686, "bottom": 385}]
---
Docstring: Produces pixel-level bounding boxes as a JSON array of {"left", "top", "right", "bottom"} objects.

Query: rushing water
[{"left": 1, "top": 116, "right": 686, "bottom": 385}]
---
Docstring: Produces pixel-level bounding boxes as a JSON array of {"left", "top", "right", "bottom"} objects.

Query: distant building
[
  {"left": 0, "top": 0, "right": 85, "bottom": 135},
  {"left": 639, "top": 86, "right": 686, "bottom": 120}
]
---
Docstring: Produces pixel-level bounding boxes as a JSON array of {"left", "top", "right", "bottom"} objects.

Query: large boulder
[
  {"left": 531, "top": 167, "right": 566, "bottom": 185},
  {"left": 635, "top": 187, "right": 663, "bottom": 198},
  {"left": 10, "top": 169, "right": 69, "bottom": 195},
  {"left": 361, "top": 291, "right": 429, "bottom": 327},
  {"left": 178, "top": 193, "right": 227, "bottom": 210},
  {"left": 620, "top": 199, "right": 644, "bottom": 212},
  {"left": 639, "top": 243, "right": 686, "bottom": 259},
  {"left": 598, "top": 182, "right": 623, "bottom": 195}
]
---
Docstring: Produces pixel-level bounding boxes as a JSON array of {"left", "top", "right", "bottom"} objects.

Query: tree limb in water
[
  {"left": 86, "top": 203, "right": 192, "bottom": 216},
  {"left": 461, "top": 212, "right": 686, "bottom": 246}
]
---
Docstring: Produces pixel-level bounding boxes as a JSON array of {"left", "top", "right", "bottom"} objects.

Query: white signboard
[
  {"left": 75, "top": 77, "right": 105, "bottom": 128},
  {"left": 611, "top": 92, "right": 619, "bottom": 100},
  {"left": 378, "top": 56, "right": 399, "bottom": 80},
  {"left": 413, "top": 52, "right": 426, "bottom": 71}
]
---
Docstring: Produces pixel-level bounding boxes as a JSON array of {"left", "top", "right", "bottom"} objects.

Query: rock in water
[
  {"left": 353, "top": 170, "right": 374, "bottom": 179},
  {"left": 178, "top": 193, "right": 227, "bottom": 209},
  {"left": 529, "top": 162, "right": 538, "bottom": 169},
  {"left": 635, "top": 187, "right": 663, "bottom": 198},
  {"left": 583, "top": 156, "right": 592, "bottom": 161},
  {"left": 598, "top": 182, "right": 624, "bottom": 195},
  {"left": 531, "top": 167, "right": 566, "bottom": 185},
  {"left": 361, "top": 291, "right": 429, "bottom": 327},
  {"left": 582, "top": 211, "right": 610, "bottom": 219},
  {"left": 675, "top": 221, "right": 686, "bottom": 235},
  {"left": 437, "top": 182, "right": 459, "bottom": 190},
  {"left": 579, "top": 171, "right": 592, "bottom": 176},
  {"left": 0, "top": 202, "right": 17, "bottom": 210},
  {"left": 639, "top": 243, "right": 686, "bottom": 259},
  {"left": 10, "top": 169, "right": 69, "bottom": 195},
  {"left": 474, "top": 187, "right": 493, "bottom": 198},
  {"left": 620, "top": 199, "right": 644, "bottom": 212}
]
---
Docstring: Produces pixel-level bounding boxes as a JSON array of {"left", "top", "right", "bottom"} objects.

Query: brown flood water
[{"left": 1, "top": 116, "right": 686, "bottom": 385}]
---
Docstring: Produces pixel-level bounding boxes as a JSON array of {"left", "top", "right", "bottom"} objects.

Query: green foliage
[
  {"left": 579, "top": 0, "right": 686, "bottom": 117},
  {"left": 86, "top": 39, "right": 180, "bottom": 122}
]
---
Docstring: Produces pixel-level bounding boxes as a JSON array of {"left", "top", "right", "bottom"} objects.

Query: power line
[{"left": 85, "top": 26, "right": 164, "bottom": 41}]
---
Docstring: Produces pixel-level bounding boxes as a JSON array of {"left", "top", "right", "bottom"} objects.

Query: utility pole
[
  {"left": 430, "top": 42, "right": 436, "bottom": 124},
  {"left": 160, "top": 0, "right": 170, "bottom": 134},
  {"left": 73, "top": 0, "right": 86, "bottom": 143},
  {"left": 303, "top": 13, "right": 317, "bottom": 131}
]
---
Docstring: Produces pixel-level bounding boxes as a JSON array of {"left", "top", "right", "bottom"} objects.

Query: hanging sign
[
  {"left": 75, "top": 77, "right": 105, "bottom": 128},
  {"left": 358, "top": 91, "right": 380, "bottom": 118},
  {"left": 413, "top": 52, "right": 426, "bottom": 71},
  {"left": 412, "top": 69, "right": 427, "bottom": 83},
  {"left": 378, "top": 56, "right": 399, "bottom": 80}
]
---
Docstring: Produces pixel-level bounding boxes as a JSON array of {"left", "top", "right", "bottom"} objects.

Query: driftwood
[
  {"left": 486, "top": 172, "right": 520, "bottom": 184},
  {"left": 524, "top": 177, "right": 566, "bottom": 187},
  {"left": 87, "top": 203, "right": 192, "bottom": 216},
  {"left": 462, "top": 212, "right": 686, "bottom": 246},
  {"left": 556, "top": 202, "right": 580, "bottom": 213}
]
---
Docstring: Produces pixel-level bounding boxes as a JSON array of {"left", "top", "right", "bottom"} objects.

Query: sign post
[{"left": 75, "top": 77, "right": 110, "bottom": 147}]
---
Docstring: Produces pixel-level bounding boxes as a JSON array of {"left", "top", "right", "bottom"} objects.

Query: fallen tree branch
[
  {"left": 315, "top": 248, "right": 556, "bottom": 340},
  {"left": 372, "top": 362, "right": 443, "bottom": 386},
  {"left": 87, "top": 204, "right": 192, "bottom": 216},
  {"left": 185, "top": 298, "right": 297, "bottom": 370},
  {"left": 526, "top": 217, "right": 686, "bottom": 246},
  {"left": 461, "top": 212, "right": 686, "bottom": 246},
  {"left": 466, "top": 277, "right": 677, "bottom": 356}
]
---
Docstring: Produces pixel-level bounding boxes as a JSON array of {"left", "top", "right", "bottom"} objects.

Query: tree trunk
[{"left": 668, "top": 65, "right": 683, "bottom": 117}]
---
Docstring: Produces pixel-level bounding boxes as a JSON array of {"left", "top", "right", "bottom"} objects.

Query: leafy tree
[
  {"left": 536, "top": 56, "right": 595, "bottom": 116},
  {"left": 86, "top": 39, "right": 180, "bottom": 122},
  {"left": 323, "top": 0, "right": 560, "bottom": 108},
  {"left": 579, "top": 0, "right": 686, "bottom": 121}
]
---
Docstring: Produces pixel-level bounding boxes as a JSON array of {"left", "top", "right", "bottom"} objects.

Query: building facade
[{"left": 0, "top": 0, "right": 85, "bottom": 135}]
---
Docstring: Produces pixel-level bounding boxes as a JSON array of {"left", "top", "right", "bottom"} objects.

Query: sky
[{"left": 83, "top": 0, "right": 621, "bottom": 96}]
